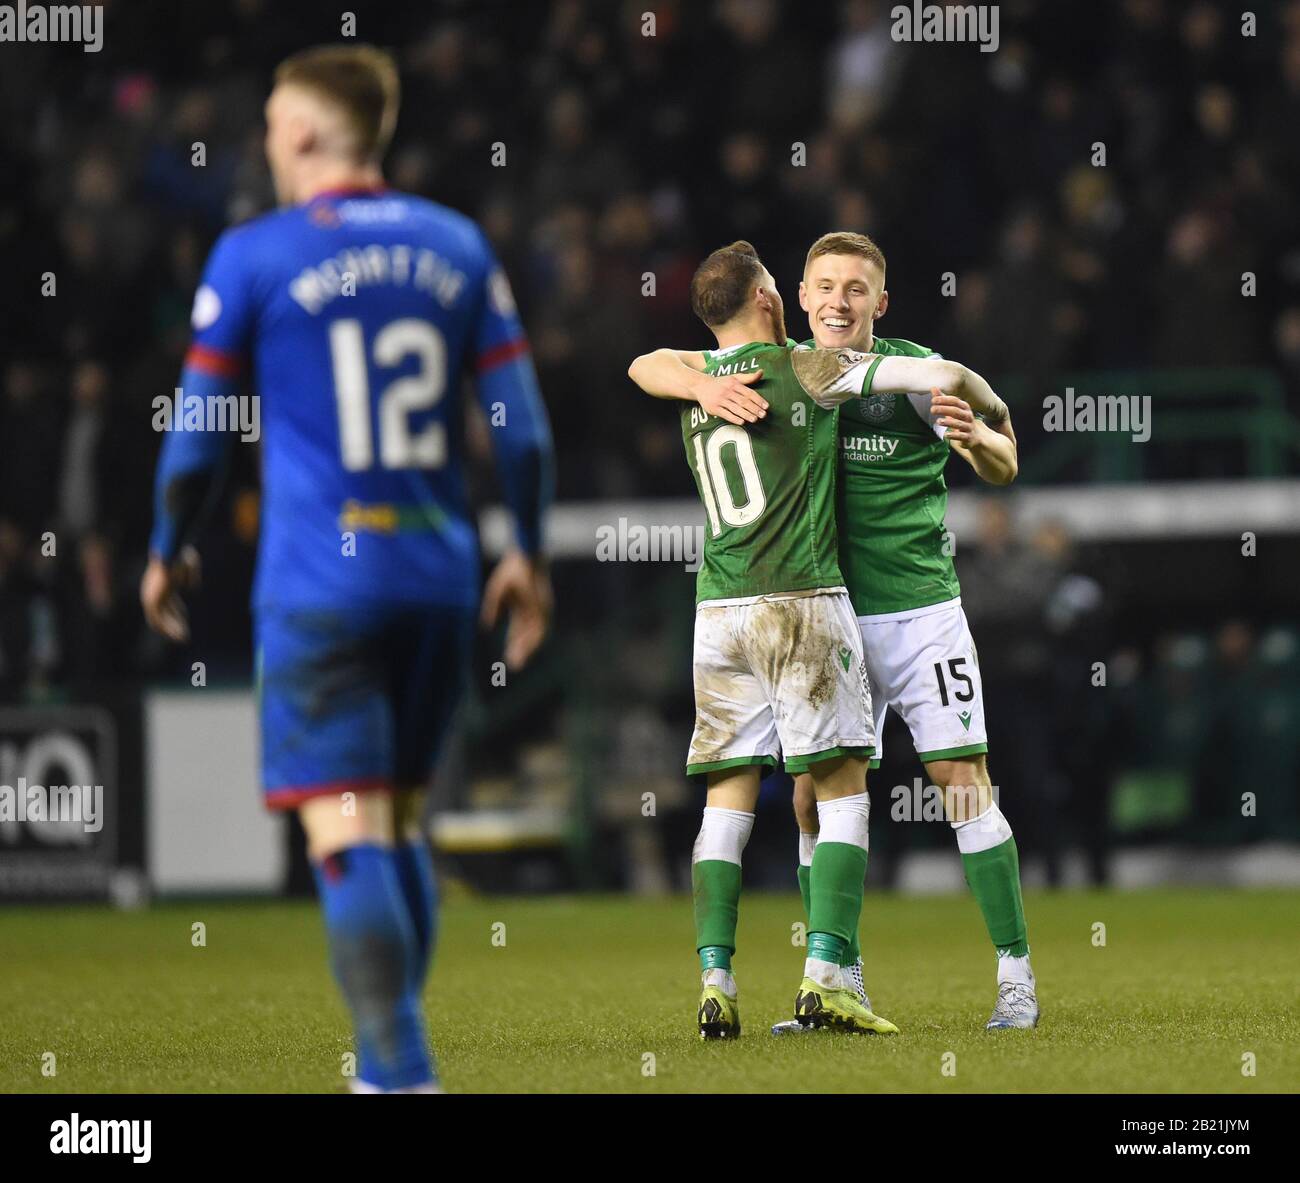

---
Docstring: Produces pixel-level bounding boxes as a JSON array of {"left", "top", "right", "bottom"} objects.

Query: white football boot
[
  {"left": 348, "top": 1077, "right": 443, "bottom": 1093},
  {"left": 986, "top": 955, "right": 1039, "bottom": 1029}
]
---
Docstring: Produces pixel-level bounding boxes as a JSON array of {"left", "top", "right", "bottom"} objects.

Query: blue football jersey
[{"left": 151, "top": 186, "right": 552, "bottom": 612}]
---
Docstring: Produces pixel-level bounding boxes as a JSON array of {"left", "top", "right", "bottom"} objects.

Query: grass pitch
[{"left": 2, "top": 889, "right": 1296, "bottom": 1093}]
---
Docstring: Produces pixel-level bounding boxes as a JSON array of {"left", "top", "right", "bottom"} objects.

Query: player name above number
[
  {"left": 712, "top": 358, "right": 760, "bottom": 377},
  {"left": 289, "top": 243, "right": 467, "bottom": 315}
]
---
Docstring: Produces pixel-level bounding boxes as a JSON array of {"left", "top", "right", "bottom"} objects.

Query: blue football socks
[
  {"left": 313, "top": 844, "right": 435, "bottom": 1090},
  {"left": 392, "top": 838, "right": 439, "bottom": 992}
]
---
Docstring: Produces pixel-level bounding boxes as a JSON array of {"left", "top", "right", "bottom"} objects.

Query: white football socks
[
  {"left": 998, "top": 952, "right": 1035, "bottom": 986},
  {"left": 803, "top": 958, "right": 843, "bottom": 990},
  {"left": 815, "top": 791, "right": 870, "bottom": 850},
  {"left": 702, "top": 967, "right": 738, "bottom": 996},
  {"left": 692, "top": 805, "right": 755, "bottom": 866},
  {"left": 798, "top": 830, "right": 817, "bottom": 866},
  {"left": 951, "top": 801, "right": 1012, "bottom": 854}
]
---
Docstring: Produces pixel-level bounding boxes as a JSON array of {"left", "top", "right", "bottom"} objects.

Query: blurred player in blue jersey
[{"left": 141, "top": 45, "right": 554, "bottom": 1093}]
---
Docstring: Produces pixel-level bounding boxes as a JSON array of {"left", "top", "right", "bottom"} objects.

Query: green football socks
[
  {"left": 799, "top": 850, "right": 862, "bottom": 967},
  {"left": 806, "top": 839, "right": 867, "bottom": 967},
  {"left": 694, "top": 858, "right": 742, "bottom": 971},
  {"left": 961, "top": 836, "right": 1029, "bottom": 957}
]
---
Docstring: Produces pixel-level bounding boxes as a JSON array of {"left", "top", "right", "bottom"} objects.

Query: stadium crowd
[{"left": 1, "top": 2, "right": 1296, "bottom": 863}]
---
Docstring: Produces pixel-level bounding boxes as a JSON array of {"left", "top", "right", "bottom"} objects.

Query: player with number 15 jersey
[{"left": 648, "top": 241, "right": 895, "bottom": 1043}]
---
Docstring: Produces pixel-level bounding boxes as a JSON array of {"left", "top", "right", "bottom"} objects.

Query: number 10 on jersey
[{"left": 691, "top": 424, "right": 768, "bottom": 536}]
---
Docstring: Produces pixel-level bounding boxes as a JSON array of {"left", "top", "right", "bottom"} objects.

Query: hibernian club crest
[{"left": 860, "top": 392, "right": 896, "bottom": 423}]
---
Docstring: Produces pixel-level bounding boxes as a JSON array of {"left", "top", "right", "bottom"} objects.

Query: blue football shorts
[{"left": 255, "top": 605, "right": 474, "bottom": 810}]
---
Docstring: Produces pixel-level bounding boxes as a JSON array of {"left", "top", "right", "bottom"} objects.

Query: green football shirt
[
  {"left": 682, "top": 341, "right": 844, "bottom": 604},
  {"left": 822, "top": 336, "right": 963, "bottom": 617}
]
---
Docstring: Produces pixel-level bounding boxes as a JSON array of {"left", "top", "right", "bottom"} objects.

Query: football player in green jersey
[
  {"left": 630, "top": 231, "right": 1037, "bottom": 1031},
  {"left": 632, "top": 241, "right": 898, "bottom": 1039}
]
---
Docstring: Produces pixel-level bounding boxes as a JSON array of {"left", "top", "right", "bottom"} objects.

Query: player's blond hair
[
  {"left": 804, "top": 231, "right": 887, "bottom": 276},
  {"left": 274, "top": 44, "right": 400, "bottom": 162}
]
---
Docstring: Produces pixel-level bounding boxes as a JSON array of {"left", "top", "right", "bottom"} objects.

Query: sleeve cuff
[{"left": 861, "top": 353, "right": 885, "bottom": 395}]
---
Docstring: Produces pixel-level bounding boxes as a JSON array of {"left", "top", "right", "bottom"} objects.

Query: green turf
[{"left": 2, "top": 889, "right": 1296, "bottom": 1093}]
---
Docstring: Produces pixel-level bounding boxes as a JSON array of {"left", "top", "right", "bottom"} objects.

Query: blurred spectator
[
  {"left": 0, "top": 362, "right": 63, "bottom": 536},
  {"left": 827, "top": 0, "right": 902, "bottom": 132},
  {"left": 1033, "top": 519, "right": 1115, "bottom": 885},
  {"left": 960, "top": 501, "right": 1069, "bottom": 883},
  {"left": 0, "top": 0, "right": 1292, "bottom": 748},
  {"left": 57, "top": 359, "right": 110, "bottom": 541}
]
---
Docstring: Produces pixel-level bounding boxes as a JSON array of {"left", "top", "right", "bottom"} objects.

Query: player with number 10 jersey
[
  {"left": 681, "top": 341, "right": 873, "bottom": 777},
  {"left": 650, "top": 241, "right": 896, "bottom": 1042}
]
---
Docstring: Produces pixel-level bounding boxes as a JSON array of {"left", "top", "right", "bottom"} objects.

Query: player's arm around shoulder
[
  {"left": 870, "top": 354, "right": 1010, "bottom": 426},
  {"left": 627, "top": 349, "right": 767, "bottom": 426},
  {"left": 866, "top": 353, "right": 960, "bottom": 397}
]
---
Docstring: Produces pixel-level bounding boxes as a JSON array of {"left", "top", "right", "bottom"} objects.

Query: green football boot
[
  {"left": 697, "top": 969, "right": 741, "bottom": 1040},
  {"left": 791, "top": 976, "right": 899, "bottom": 1035}
]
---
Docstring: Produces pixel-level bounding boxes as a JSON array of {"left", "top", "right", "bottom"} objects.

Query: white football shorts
[
  {"left": 859, "top": 597, "right": 989, "bottom": 767},
  {"left": 686, "top": 588, "right": 876, "bottom": 777}
]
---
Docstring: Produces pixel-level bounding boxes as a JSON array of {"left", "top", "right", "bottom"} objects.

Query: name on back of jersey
[
  {"left": 689, "top": 405, "right": 720, "bottom": 430},
  {"left": 290, "top": 243, "right": 467, "bottom": 315},
  {"left": 689, "top": 356, "right": 762, "bottom": 431},
  {"left": 712, "top": 357, "right": 760, "bottom": 377}
]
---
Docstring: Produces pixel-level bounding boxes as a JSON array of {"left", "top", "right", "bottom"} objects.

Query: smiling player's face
[{"left": 800, "top": 254, "right": 887, "bottom": 351}]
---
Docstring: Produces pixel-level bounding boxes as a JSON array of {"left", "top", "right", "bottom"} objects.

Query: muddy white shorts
[
  {"left": 686, "top": 588, "right": 875, "bottom": 778},
  {"left": 859, "top": 597, "right": 988, "bottom": 768}
]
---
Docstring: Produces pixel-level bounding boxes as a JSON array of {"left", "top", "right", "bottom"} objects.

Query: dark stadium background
[{"left": 1, "top": 0, "right": 1297, "bottom": 902}]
